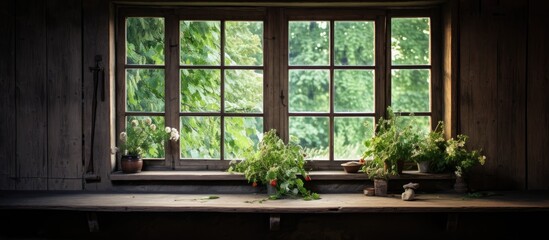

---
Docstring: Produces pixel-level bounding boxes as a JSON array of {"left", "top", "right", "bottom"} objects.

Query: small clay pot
[
  {"left": 363, "top": 187, "right": 375, "bottom": 196},
  {"left": 341, "top": 162, "right": 362, "bottom": 173},
  {"left": 374, "top": 179, "right": 388, "bottom": 197},
  {"left": 121, "top": 155, "right": 143, "bottom": 173}
]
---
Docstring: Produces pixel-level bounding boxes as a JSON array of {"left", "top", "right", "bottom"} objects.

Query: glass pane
[
  {"left": 180, "top": 21, "right": 221, "bottom": 65},
  {"left": 289, "top": 70, "right": 329, "bottom": 113},
  {"left": 397, "top": 116, "right": 430, "bottom": 136},
  {"left": 180, "top": 69, "right": 220, "bottom": 112},
  {"left": 225, "top": 70, "right": 263, "bottom": 113},
  {"left": 180, "top": 116, "right": 221, "bottom": 159},
  {"left": 391, "top": 69, "right": 430, "bottom": 112},
  {"left": 391, "top": 17, "right": 430, "bottom": 65},
  {"left": 224, "top": 117, "right": 264, "bottom": 159},
  {"left": 289, "top": 21, "right": 330, "bottom": 66},
  {"left": 125, "top": 116, "right": 165, "bottom": 158},
  {"left": 334, "top": 70, "right": 374, "bottom": 113},
  {"left": 289, "top": 117, "right": 329, "bottom": 160},
  {"left": 126, "top": 17, "right": 165, "bottom": 65},
  {"left": 126, "top": 69, "right": 165, "bottom": 112},
  {"left": 335, "top": 117, "right": 374, "bottom": 160},
  {"left": 335, "top": 21, "right": 374, "bottom": 66},
  {"left": 225, "top": 21, "right": 263, "bottom": 66}
]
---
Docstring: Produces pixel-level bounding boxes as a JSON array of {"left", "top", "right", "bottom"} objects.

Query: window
[{"left": 116, "top": 7, "right": 440, "bottom": 170}]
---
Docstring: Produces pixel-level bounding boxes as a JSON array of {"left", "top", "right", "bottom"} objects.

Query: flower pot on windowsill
[
  {"left": 121, "top": 155, "right": 143, "bottom": 173},
  {"left": 374, "top": 179, "right": 388, "bottom": 197},
  {"left": 454, "top": 176, "right": 467, "bottom": 193},
  {"left": 417, "top": 161, "right": 430, "bottom": 173}
]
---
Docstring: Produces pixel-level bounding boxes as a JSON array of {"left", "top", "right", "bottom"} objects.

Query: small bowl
[
  {"left": 363, "top": 187, "right": 375, "bottom": 196},
  {"left": 341, "top": 161, "right": 363, "bottom": 173}
]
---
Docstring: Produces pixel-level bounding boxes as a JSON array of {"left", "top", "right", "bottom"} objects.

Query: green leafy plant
[
  {"left": 362, "top": 160, "right": 390, "bottom": 180},
  {"left": 116, "top": 117, "right": 179, "bottom": 156},
  {"left": 412, "top": 121, "right": 446, "bottom": 171},
  {"left": 445, "top": 135, "right": 486, "bottom": 177},
  {"left": 362, "top": 107, "right": 419, "bottom": 176},
  {"left": 228, "top": 129, "right": 320, "bottom": 200}
]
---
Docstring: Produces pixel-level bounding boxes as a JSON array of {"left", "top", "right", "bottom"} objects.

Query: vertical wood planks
[
  {"left": 527, "top": 0, "right": 549, "bottom": 190},
  {"left": 460, "top": 0, "right": 527, "bottom": 189},
  {"left": 46, "top": 0, "right": 83, "bottom": 190},
  {"left": 15, "top": 0, "right": 48, "bottom": 189},
  {"left": 0, "top": 0, "right": 16, "bottom": 190},
  {"left": 83, "top": 0, "right": 114, "bottom": 190},
  {"left": 459, "top": 0, "right": 499, "bottom": 189},
  {"left": 495, "top": 0, "right": 526, "bottom": 190}
]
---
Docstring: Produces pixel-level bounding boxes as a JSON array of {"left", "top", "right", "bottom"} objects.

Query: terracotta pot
[
  {"left": 374, "top": 179, "right": 388, "bottom": 197},
  {"left": 121, "top": 155, "right": 143, "bottom": 173},
  {"left": 454, "top": 176, "right": 467, "bottom": 193}
]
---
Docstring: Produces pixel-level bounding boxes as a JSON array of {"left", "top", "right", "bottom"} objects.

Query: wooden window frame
[{"left": 115, "top": 6, "right": 441, "bottom": 171}]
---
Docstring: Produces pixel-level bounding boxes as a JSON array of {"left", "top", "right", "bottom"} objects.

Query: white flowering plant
[
  {"left": 116, "top": 117, "right": 179, "bottom": 157},
  {"left": 445, "top": 135, "right": 486, "bottom": 177}
]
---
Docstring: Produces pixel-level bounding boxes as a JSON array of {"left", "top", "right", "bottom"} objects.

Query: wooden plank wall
[
  {"left": 0, "top": 0, "right": 16, "bottom": 190},
  {"left": 82, "top": 0, "right": 115, "bottom": 190},
  {"left": 459, "top": 0, "right": 527, "bottom": 190},
  {"left": 527, "top": 0, "right": 549, "bottom": 190},
  {"left": 0, "top": 0, "right": 84, "bottom": 190},
  {"left": 15, "top": 0, "right": 49, "bottom": 190},
  {"left": 46, "top": 0, "right": 84, "bottom": 190}
]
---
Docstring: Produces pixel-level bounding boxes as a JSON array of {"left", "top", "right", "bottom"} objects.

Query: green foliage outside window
[{"left": 124, "top": 16, "right": 432, "bottom": 162}]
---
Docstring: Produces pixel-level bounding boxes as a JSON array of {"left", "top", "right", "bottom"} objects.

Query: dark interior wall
[
  {"left": 0, "top": 0, "right": 548, "bottom": 191},
  {"left": 0, "top": 0, "right": 83, "bottom": 190},
  {"left": 459, "top": 0, "right": 527, "bottom": 190}
]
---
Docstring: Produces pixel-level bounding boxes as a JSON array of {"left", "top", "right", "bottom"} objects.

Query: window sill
[{"left": 110, "top": 170, "right": 454, "bottom": 181}]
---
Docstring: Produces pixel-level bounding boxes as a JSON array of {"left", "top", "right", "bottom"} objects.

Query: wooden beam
[{"left": 442, "top": 0, "right": 457, "bottom": 138}]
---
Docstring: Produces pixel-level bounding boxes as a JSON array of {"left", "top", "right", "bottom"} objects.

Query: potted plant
[
  {"left": 362, "top": 160, "right": 390, "bottom": 196},
  {"left": 115, "top": 118, "right": 179, "bottom": 173},
  {"left": 362, "top": 107, "right": 418, "bottom": 175},
  {"left": 228, "top": 129, "right": 320, "bottom": 200},
  {"left": 411, "top": 121, "right": 446, "bottom": 173},
  {"left": 445, "top": 135, "right": 486, "bottom": 192}
]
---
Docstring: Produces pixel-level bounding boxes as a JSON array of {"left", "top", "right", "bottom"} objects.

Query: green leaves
[{"left": 228, "top": 129, "right": 319, "bottom": 200}]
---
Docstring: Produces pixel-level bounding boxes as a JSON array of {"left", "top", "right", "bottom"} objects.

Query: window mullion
[
  {"left": 375, "top": 14, "right": 387, "bottom": 125},
  {"left": 165, "top": 14, "right": 180, "bottom": 168},
  {"left": 329, "top": 20, "right": 335, "bottom": 162}
]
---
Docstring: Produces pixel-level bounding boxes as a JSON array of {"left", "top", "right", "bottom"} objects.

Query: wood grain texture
[
  {"left": 101, "top": 0, "right": 446, "bottom": 7},
  {"left": 0, "top": 0, "right": 16, "bottom": 190},
  {"left": 527, "top": 0, "right": 549, "bottom": 190},
  {"left": 459, "top": 0, "right": 527, "bottom": 190},
  {"left": 110, "top": 170, "right": 453, "bottom": 181},
  {"left": 83, "top": 0, "right": 114, "bottom": 190},
  {"left": 1, "top": 192, "right": 548, "bottom": 213},
  {"left": 15, "top": 0, "right": 48, "bottom": 189},
  {"left": 459, "top": 0, "right": 498, "bottom": 189},
  {"left": 46, "top": 0, "right": 83, "bottom": 190},
  {"left": 442, "top": 0, "right": 458, "bottom": 138},
  {"left": 494, "top": 0, "right": 526, "bottom": 190},
  {"left": 47, "top": 179, "right": 83, "bottom": 190}
]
